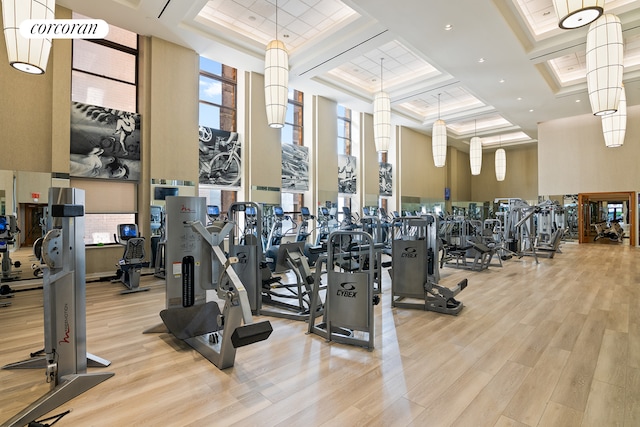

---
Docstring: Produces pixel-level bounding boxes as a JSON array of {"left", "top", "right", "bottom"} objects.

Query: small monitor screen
[
  {"left": 119, "top": 224, "right": 138, "bottom": 239},
  {"left": 0, "top": 216, "right": 6, "bottom": 232},
  {"left": 320, "top": 207, "right": 329, "bottom": 216},
  {"left": 362, "top": 207, "right": 370, "bottom": 216},
  {"left": 301, "top": 207, "right": 310, "bottom": 216},
  {"left": 207, "top": 205, "right": 220, "bottom": 216},
  {"left": 153, "top": 187, "right": 179, "bottom": 200},
  {"left": 246, "top": 206, "right": 256, "bottom": 216},
  {"left": 274, "top": 207, "right": 284, "bottom": 217}
]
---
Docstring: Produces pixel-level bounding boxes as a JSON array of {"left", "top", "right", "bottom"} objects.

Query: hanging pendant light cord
[
  {"left": 438, "top": 93, "right": 441, "bottom": 120},
  {"left": 380, "top": 58, "right": 384, "bottom": 92}
]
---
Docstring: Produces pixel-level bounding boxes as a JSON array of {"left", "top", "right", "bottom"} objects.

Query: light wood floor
[{"left": 1, "top": 242, "right": 639, "bottom": 426}]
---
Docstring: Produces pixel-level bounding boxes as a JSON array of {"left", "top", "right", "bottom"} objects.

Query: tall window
[
  {"left": 198, "top": 57, "right": 238, "bottom": 216},
  {"left": 337, "top": 105, "right": 352, "bottom": 214},
  {"left": 281, "top": 89, "right": 304, "bottom": 233},
  {"left": 71, "top": 13, "right": 138, "bottom": 245}
]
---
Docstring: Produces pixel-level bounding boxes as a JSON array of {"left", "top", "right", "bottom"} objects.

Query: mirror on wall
[{"left": 0, "top": 170, "right": 52, "bottom": 282}]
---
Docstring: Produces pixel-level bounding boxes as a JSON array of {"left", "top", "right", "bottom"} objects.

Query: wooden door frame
[{"left": 578, "top": 191, "right": 635, "bottom": 245}]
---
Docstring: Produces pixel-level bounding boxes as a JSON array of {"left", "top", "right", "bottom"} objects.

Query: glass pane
[
  {"left": 199, "top": 75, "right": 222, "bottom": 105},
  {"left": 72, "top": 70, "right": 136, "bottom": 111},
  {"left": 85, "top": 213, "right": 136, "bottom": 245},
  {"left": 337, "top": 105, "right": 345, "bottom": 118},
  {"left": 338, "top": 122, "right": 346, "bottom": 138},
  {"left": 199, "top": 103, "right": 220, "bottom": 129},
  {"left": 73, "top": 39, "right": 136, "bottom": 84},
  {"left": 282, "top": 125, "right": 294, "bottom": 144},
  {"left": 73, "top": 12, "right": 137, "bottom": 48},
  {"left": 285, "top": 103, "right": 295, "bottom": 124},
  {"left": 199, "top": 187, "right": 222, "bottom": 207},
  {"left": 200, "top": 56, "right": 222, "bottom": 76},
  {"left": 337, "top": 138, "right": 345, "bottom": 154}
]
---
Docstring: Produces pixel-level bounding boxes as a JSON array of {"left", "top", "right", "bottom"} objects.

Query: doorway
[
  {"left": 22, "top": 204, "right": 46, "bottom": 246},
  {"left": 578, "top": 192, "right": 635, "bottom": 245}
]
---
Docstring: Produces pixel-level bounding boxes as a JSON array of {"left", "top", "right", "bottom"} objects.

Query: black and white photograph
[
  {"left": 281, "top": 143, "right": 309, "bottom": 191},
  {"left": 199, "top": 126, "right": 241, "bottom": 187},
  {"left": 379, "top": 162, "right": 392, "bottom": 196},
  {"left": 70, "top": 101, "right": 141, "bottom": 181},
  {"left": 338, "top": 154, "right": 357, "bottom": 194}
]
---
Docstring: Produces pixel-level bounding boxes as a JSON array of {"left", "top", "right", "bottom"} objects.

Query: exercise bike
[{"left": 112, "top": 223, "right": 150, "bottom": 293}]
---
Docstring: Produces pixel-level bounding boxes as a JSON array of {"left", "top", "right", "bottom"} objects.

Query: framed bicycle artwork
[
  {"left": 69, "top": 101, "right": 141, "bottom": 181},
  {"left": 198, "top": 126, "right": 242, "bottom": 187}
]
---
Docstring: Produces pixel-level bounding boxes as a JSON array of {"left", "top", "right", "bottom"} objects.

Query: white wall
[{"left": 538, "top": 105, "right": 640, "bottom": 195}]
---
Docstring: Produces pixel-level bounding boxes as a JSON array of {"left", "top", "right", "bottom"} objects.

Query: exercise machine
[
  {"left": 439, "top": 215, "right": 499, "bottom": 271},
  {"left": 261, "top": 240, "right": 320, "bottom": 320},
  {"left": 308, "top": 230, "right": 379, "bottom": 350},
  {"left": 295, "top": 206, "right": 313, "bottom": 243},
  {"left": 226, "top": 202, "right": 263, "bottom": 314},
  {"left": 207, "top": 204, "right": 221, "bottom": 224},
  {"left": 0, "top": 215, "right": 21, "bottom": 281},
  {"left": 389, "top": 214, "right": 468, "bottom": 315},
  {"left": 314, "top": 206, "right": 336, "bottom": 247},
  {"left": 112, "top": 223, "right": 150, "bottom": 293},
  {"left": 2, "top": 187, "right": 113, "bottom": 427},
  {"left": 150, "top": 204, "right": 166, "bottom": 279},
  {"left": 593, "top": 220, "right": 625, "bottom": 242},
  {"left": 149, "top": 196, "right": 272, "bottom": 370},
  {"left": 264, "top": 206, "right": 288, "bottom": 271}
]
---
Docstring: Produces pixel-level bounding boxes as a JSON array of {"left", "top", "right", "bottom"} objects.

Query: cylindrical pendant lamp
[
  {"left": 495, "top": 148, "right": 506, "bottom": 182},
  {"left": 470, "top": 136, "right": 482, "bottom": 175},
  {"left": 432, "top": 94, "right": 447, "bottom": 167},
  {"left": 602, "top": 85, "right": 626, "bottom": 148},
  {"left": 373, "top": 91, "right": 391, "bottom": 152},
  {"left": 432, "top": 119, "right": 447, "bottom": 167},
  {"left": 373, "top": 58, "right": 391, "bottom": 153},
  {"left": 552, "top": 0, "right": 604, "bottom": 29},
  {"left": 2, "top": 0, "right": 55, "bottom": 74},
  {"left": 586, "top": 14, "right": 624, "bottom": 116},
  {"left": 264, "top": 39, "right": 289, "bottom": 128}
]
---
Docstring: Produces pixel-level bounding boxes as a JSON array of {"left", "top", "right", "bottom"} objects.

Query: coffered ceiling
[{"left": 56, "top": 0, "right": 640, "bottom": 150}]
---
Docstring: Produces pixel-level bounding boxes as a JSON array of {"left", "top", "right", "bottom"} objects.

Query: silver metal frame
[{"left": 2, "top": 187, "right": 113, "bottom": 427}]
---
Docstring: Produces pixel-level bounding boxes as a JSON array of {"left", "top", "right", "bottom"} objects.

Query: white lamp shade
[
  {"left": 373, "top": 91, "right": 391, "bottom": 153},
  {"left": 2, "top": 0, "right": 55, "bottom": 74},
  {"left": 602, "top": 85, "right": 626, "bottom": 148},
  {"left": 432, "top": 119, "right": 447, "bottom": 167},
  {"left": 469, "top": 136, "right": 482, "bottom": 175},
  {"left": 495, "top": 148, "right": 506, "bottom": 181},
  {"left": 552, "top": 0, "right": 604, "bottom": 29},
  {"left": 586, "top": 14, "right": 624, "bottom": 116},
  {"left": 264, "top": 39, "right": 289, "bottom": 128}
]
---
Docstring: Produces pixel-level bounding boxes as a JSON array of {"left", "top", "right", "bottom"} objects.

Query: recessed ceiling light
[
  {"left": 444, "top": 24, "right": 453, "bottom": 31},
  {"left": 529, "top": 109, "right": 534, "bottom": 112},
  {"left": 517, "top": 97, "right": 522, "bottom": 101},
  {"left": 499, "top": 79, "right": 505, "bottom": 83},
  {"left": 576, "top": 99, "right": 581, "bottom": 103},
  {"left": 478, "top": 58, "right": 485, "bottom": 63}
]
